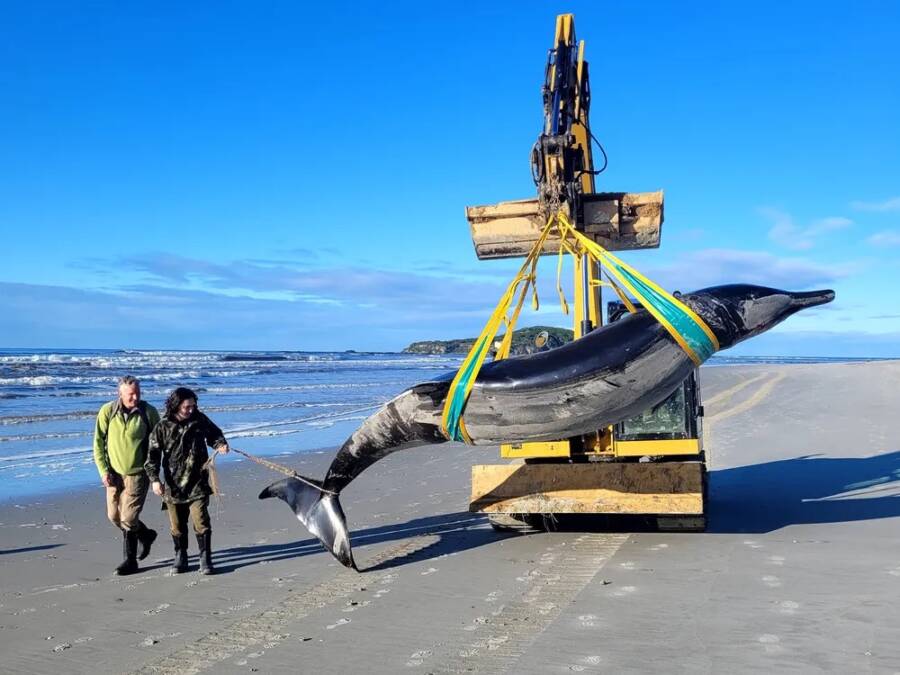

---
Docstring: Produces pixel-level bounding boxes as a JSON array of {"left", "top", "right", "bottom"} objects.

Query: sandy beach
[{"left": 2, "top": 360, "right": 899, "bottom": 674}]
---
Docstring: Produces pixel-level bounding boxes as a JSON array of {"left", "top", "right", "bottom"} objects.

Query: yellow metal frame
[
  {"left": 614, "top": 438, "right": 701, "bottom": 457},
  {"left": 471, "top": 462, "right": 705, "bottom": 515},
  {"left": 502, "top": 436, "right": 700, "bottom": 460},
  {"left": 573, "top": 254, "right": 601, "bottom": 338},
  {"left": 501, "top": 440, "right": 571, "bottom": 458},
  {"left": 499, "top": 14, "right": 702, "bottom": 463},
  {"left": 502, "top": 14, "right": 604, "bottom": 460},
  {"left": 471, "top": 14, "right": 706, "bottom": 524}
]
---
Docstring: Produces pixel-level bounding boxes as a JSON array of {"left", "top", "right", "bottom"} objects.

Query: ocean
[
  {"left": 0, "top": 348, "right": 887, "bottom": 502},
  {"left": 0, "top": 349, "right": 463, "bottom": 502}
]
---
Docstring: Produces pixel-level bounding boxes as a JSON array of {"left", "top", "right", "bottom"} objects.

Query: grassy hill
[{"left": 403, "top": 325, "right": 573, "bottom": 356}]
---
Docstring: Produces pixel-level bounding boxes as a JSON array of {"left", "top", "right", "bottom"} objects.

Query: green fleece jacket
[{"left": 93, "top": 400, "right": 161, "bottom": 477}]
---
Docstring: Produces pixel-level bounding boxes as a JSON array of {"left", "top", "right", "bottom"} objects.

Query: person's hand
[
  {"left": 152, "top": 481, "right": 164, "bottom": 497},
  {"left": 102, "top": 473, "right": 115, "bottom": 488},
  {"left": 216, "top": 443, "right": 230, "bottom": 455}
]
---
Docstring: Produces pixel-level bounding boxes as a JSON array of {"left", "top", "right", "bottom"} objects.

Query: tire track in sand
[
  {"left": 130, "top": 535, "right": 442, "bottom": 675},
  {"left": 703, "top": 372, "right": 769, "bottom": 409},
  {"left": 131, "top": 530, "right": 629, "bottom": 675},
  {"left": 420, "top": 533, "right": 628, "bottom": 674},
  {"left": 704, "top": 372, "right": 786, "bottom": 454}
]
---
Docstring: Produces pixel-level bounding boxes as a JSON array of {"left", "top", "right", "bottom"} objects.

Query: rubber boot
[
  {"left": 136, "top": 522, "right": 157, "bottom": 561},
  {"left": 196, "top": 531, "right": 214, "bottom": 575},
  {"left": 115, "top": 529, "right": 139, "bottom": 576},
  {"left": 170, "top": 533, "right": 188, "bottom": 574}
]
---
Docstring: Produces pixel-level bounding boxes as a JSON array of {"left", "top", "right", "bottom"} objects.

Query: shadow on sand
[
  {"left": 201, "top": 451, "right": 900, "bottom": 572},
  {"left": 708, "top": 449, "right": 900, "bottom": 533},
  {"left": 210, "top": 512, "right": 507, "bottom": 574},
  {"left": 0, "top": 543, "right": 65, "bottom": 556},
  {"left": 538, "top": 451, "right": 900, "bottom": 535}
]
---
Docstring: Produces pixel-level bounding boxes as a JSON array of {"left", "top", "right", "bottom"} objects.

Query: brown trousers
[
  {"left": 106, "top": 473, "right": 149, "bottom": 531},
  {"left": 166, "top": 498, "right": 211, "bottom": 537}
]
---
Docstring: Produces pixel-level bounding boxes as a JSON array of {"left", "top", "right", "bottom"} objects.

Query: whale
[{"left": 260, "top": 284, "right": 835, "bottom": 569}]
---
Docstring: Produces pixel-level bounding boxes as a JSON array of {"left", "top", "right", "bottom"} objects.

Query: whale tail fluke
[{"left": 259, "top": 477, "right": 357, "bottom": 571}]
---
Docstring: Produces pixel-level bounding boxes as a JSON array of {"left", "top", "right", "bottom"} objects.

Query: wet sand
[{"left": 1, "top": 361, "right": 899, "bottom": 674}]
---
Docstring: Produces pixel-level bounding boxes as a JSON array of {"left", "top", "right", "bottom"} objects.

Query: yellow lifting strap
[
  {"left": 552, "top": 213, "right": 719, "bottom": 364},
  {"left": 440, "top": 212, "right": 719, "bottom": 444},
  {"left": 440, "top": 217, "right": 554, "bottom": 443}
]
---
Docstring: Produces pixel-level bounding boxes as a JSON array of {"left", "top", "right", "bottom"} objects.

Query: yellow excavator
[{"left": 465, "top": 14, "right": 706, "bottom": 531}]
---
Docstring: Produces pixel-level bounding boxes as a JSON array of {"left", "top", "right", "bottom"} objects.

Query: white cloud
[
  {"left": 760, "top": 207, "right": 853, "bottom": 250},
  {"left": 850, "top": 197, "right": 900, "bottom": 212},
  {"left": 1, "top": 254, "right": 519, "bottom": 351},
  {"left": 93, "top": 252, "right": 512, "bottom": 313},
  {"left": 636, "top": 248, "right": 851, "bottom": 292},
  {"left": 809, "top": 216, "right": 853, "bottom": 233},
  {"left": 866, "top": 230, "right": 900, "bottom": 246},
  {"left": 34, "top": 244, "right": 864, "bottom": 351}
]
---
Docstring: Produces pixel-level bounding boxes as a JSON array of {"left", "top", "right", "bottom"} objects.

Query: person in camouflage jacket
[{"left": 145, "top": 387, "right": 229, "bottom": 574}]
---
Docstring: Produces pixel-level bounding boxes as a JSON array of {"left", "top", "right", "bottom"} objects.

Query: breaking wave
[{"left": 0, "top": 348, "right": 461, "bottom": 501}]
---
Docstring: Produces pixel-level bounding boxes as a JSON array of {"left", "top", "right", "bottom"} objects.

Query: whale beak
[{"left": 789, "top": 289, "right": 835, "bottom": 310}]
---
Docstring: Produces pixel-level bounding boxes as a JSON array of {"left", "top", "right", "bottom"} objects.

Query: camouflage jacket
[{"left": 145, "top": 411, "right": 227, "bottom": 504}]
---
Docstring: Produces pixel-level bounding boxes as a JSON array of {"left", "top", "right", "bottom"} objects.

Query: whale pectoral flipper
[{"left": 259, "top": 477, "right": 357, "bottom": 570}]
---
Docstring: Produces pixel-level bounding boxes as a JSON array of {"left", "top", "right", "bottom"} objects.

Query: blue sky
[{"left": 1, "top": 1, "right": 898, "bottom": 356}]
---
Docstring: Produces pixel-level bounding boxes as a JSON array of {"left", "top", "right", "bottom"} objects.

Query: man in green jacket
[{"left": 93, "top": 375, "right": 161, "bottom": 575}]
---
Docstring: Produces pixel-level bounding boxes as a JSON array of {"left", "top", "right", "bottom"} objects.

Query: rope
[
  {"left": 205, "top": 451, "right": 222, "bottom": 496},
  {"left": 229, "top": 447, "right": 337, "bottom": 495},
  {"left": 156, "top": 452, "right": 226, "bottom": 507},
  {"left": 205, "top": 452, "right": 223, "bottom": 519},
  {"left": 196, "top": 405, "right": 375, "bottom": 503},
  {"left": 154, "top": 445, "right": 337, "bottom": 511}
]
